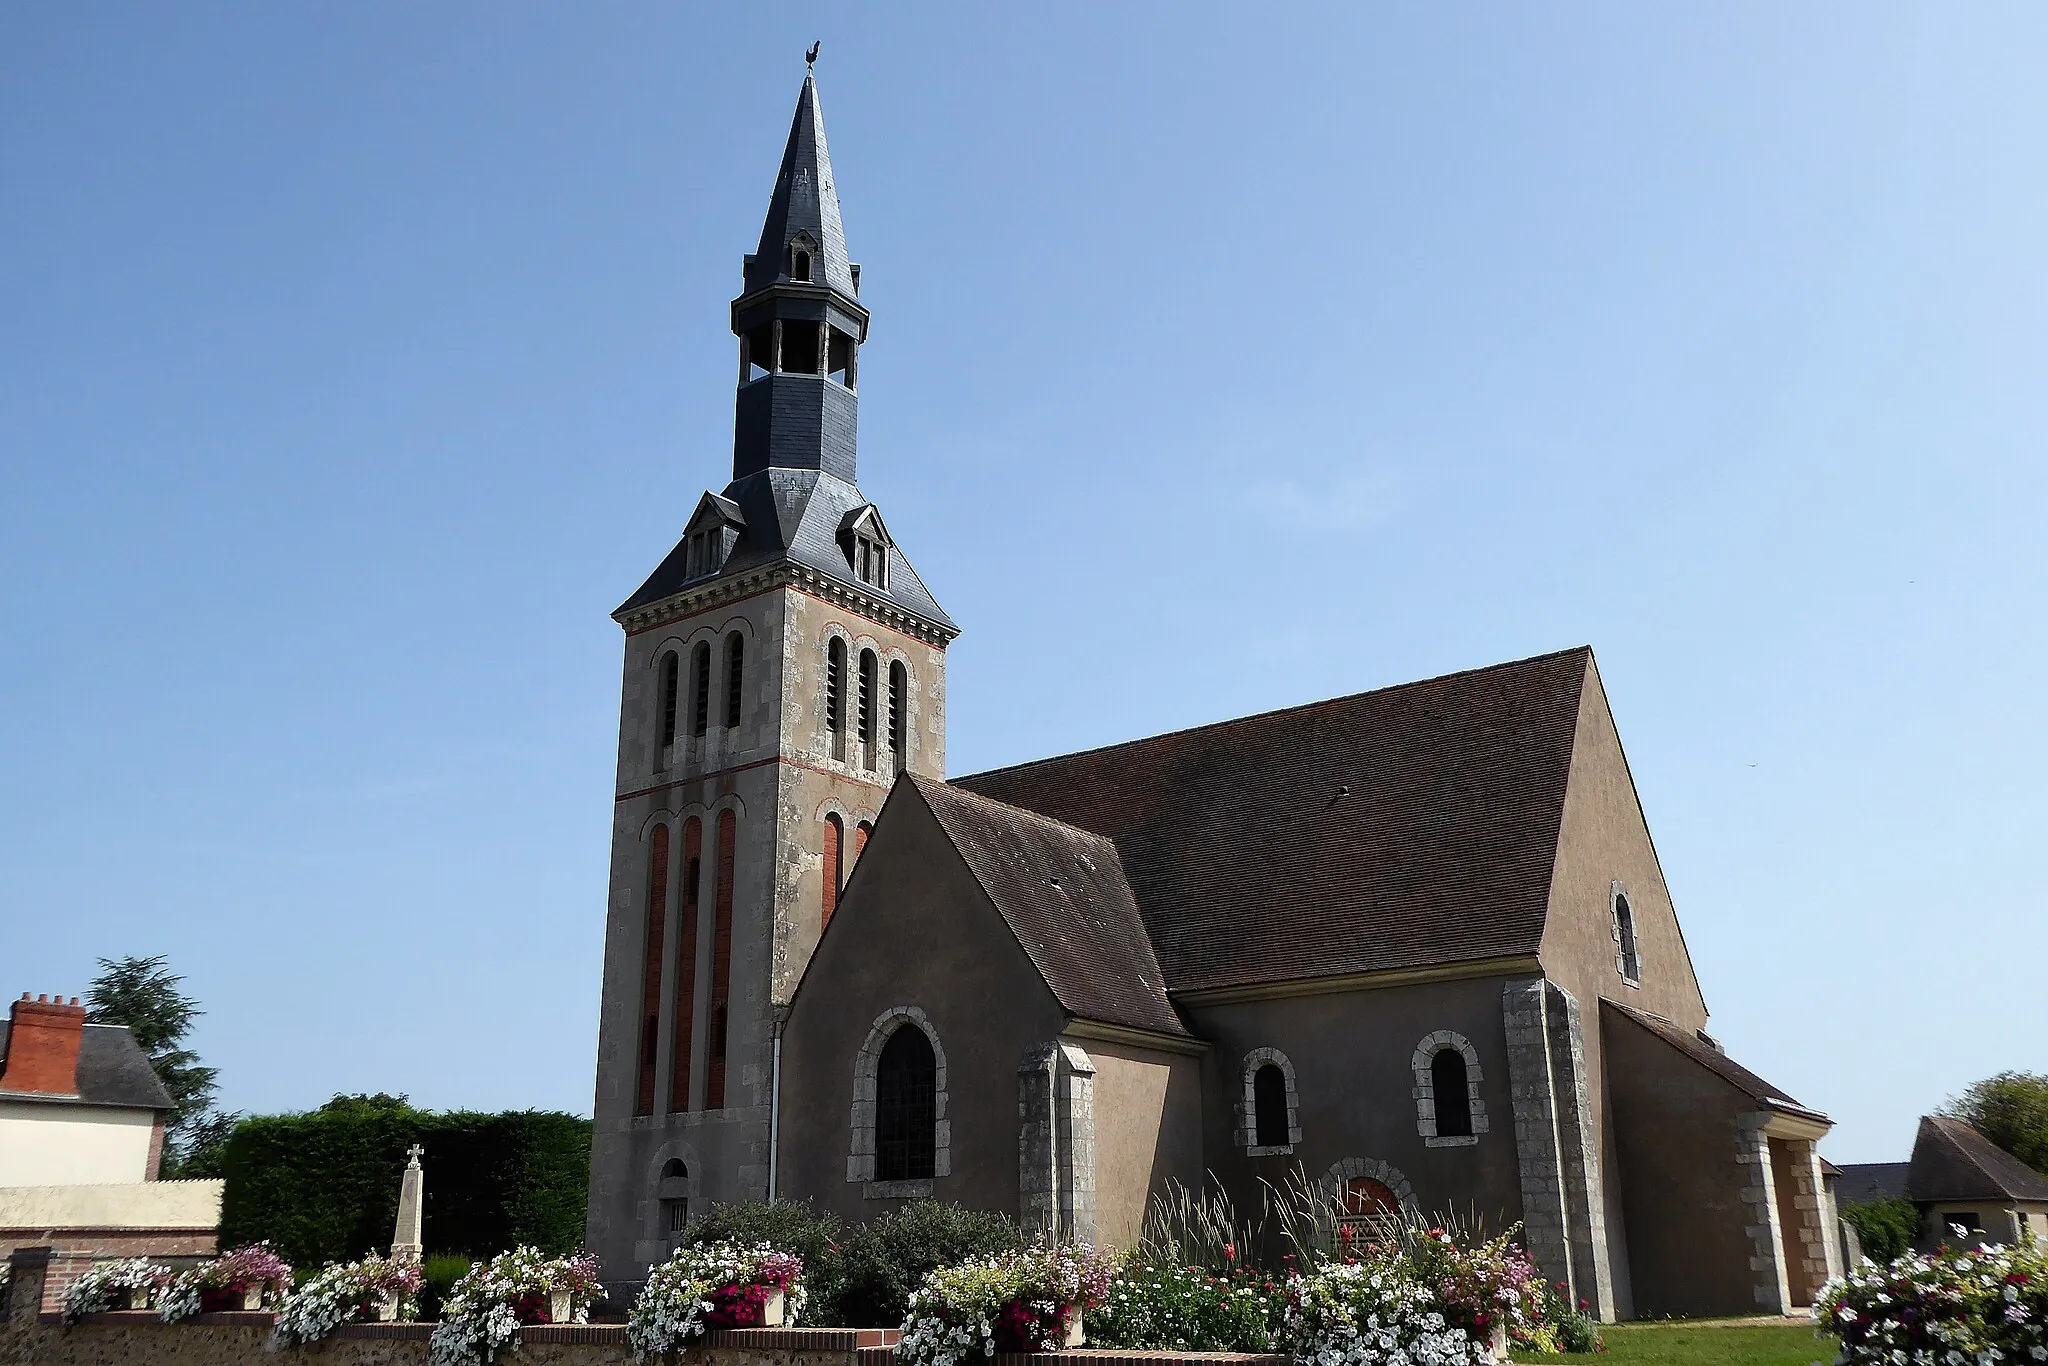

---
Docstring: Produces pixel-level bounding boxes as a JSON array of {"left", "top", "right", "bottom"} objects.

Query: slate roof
[
  {"left": 1602, "top": 1000, "right": 1827, "bottom": 1120},
  {"left": 0, "top": 1021, "right": 174, "bottom": 1111},
  {"left": 615, "top": 468, "right": 955, "bottom": 631},
  {"left": 743, "top": 73, "right": 858, "bottom": 300},
  {"left": 1833, "top": 1162, "right": 1912, "bottom": 1207},
  {"left": 909, "top": 776, "right": 1186, "bottom": 1038},
  {"left": 952, "top": 647, "right": 1594, "bottom": 995},
  {"left": 1907, "top": 1115, "right": 2048, "bottom": 1204}
]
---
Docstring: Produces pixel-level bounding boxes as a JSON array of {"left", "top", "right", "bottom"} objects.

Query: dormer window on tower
[
  {"left": 682, "top": 494, "right": 745, "bottom": 582},
  {"left": 789, "top": 236, "right": 814, "bottom": 283},
  {"left": 838, "top": 506, "right": 891, "bottom": 590}
]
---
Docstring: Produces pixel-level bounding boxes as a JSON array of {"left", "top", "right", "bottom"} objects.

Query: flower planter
[
  {"left": 1060, "top": 1303, "right": 1084, "bottom": 1348},
  {"left": 759, "top": 1288, "right": 785, "bottom": 1328},
  {"left": 1489, "top": 1323, "right": 1509, "bottom": 1361},
  {"left": 113, "top": 1287, "right": 155, "bottom": 1311},
  {"left": 373, "top": 1290, "right": 402, "bottom": 1322},
  {"left": 549, "top": 1290, "right": 574, "bottom": 1324}
]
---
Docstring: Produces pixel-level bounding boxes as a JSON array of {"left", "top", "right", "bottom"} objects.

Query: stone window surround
[
  {"left": 1319, "top": 1156, "right": 1417, "bottom": 1213},
  {"left": 1234, "top": 1047, "right": 1304, "bottom": 1156},
  {"left": 847, "top": 1005, "right": 950, "bottom": 1199},
  {"left": 1412, "top": 1030, "right": 1490, "bottom": 1148},
  {"left": 1611, "top": 880, "right": 1642, "bottom": 988},
  {"left": 639, "top": 1139, "right": 700, "bottom": 1254}
]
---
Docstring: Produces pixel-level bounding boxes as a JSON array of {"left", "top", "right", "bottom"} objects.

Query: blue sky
[{"left": 3, "top": 5, "right": 2043, "bottom": 1165}]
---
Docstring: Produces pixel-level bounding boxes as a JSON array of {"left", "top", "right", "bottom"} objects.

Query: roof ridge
[{"left": 951, "top": 645, "right": 1594, "bottom": 786}]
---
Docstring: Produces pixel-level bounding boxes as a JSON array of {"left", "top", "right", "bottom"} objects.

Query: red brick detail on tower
[
  {"left": 633, "top": 825, "right": 670, "bottom": 1117},
  {"left": 2, "top": 994, "right": 86, "bottom": 1095},
  {"left": 854, "top": 820, "right": 872, "bottom": 865},
  {"left": 668, "top": 817, "right": 703, "bottom": 1114},
  {"left": 704, "top": 810, "right": 737, "bottom": 1109},
  {"left": 822, "top": 814, "right": 843, "bottom": 931}
]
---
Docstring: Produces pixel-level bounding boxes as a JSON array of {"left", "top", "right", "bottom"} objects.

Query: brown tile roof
[
  {"left": 908, "top": 776, "right": 1187, "bottom": 1038},
  {"left": 952, "top": 647, "right": 1592, "bottom": 994},
  {"left": 1907, "top": 1115, "right": 2048, "bottom": 1204},
  {"left": 1602, "top": 1000, "right": 1827, "bottom": 1120}
]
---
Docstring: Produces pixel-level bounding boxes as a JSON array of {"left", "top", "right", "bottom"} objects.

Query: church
[{"left": 585, "top": 71, "right": 1841, "bottom": 1323}]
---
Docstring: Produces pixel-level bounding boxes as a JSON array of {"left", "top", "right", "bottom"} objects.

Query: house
[
  {"left": 0, "top": 992, "right": 221, "bottom": 1259},
  {"left": 1902, "top": 1115, "right": 2048, "bottom": 1250},
  {"left": 584, "top": 69, "right": 1837, "bottom": 1321}
]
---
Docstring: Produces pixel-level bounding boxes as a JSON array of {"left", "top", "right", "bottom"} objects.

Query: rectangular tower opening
[{"left": 780, "top": 320, "right": 822, "bottom": 375}]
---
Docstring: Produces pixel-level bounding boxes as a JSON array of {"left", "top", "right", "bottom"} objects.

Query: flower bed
[
  {"left": 898, "top": 1242, "right": 1117, "bottom": 1366},
  {"left": 61, "top": 1258, "right": 168, "bottom": 1323},
  {"left": 1817, "top": 1237, "right": 2048, "bottom": 1364},
  {"left": 159, "top": 1243, "right": 295, "bottom": 1320},
  {"left": 627, "top": 1240, "right": 807, "bottom": 1357},
  {"left": 274, "top": 1253, "right": 425, "bottom": 1347},
  {"left": 427, "top": 1246, "right": 601, "bottom": 1366},
  {"left": 1089, "top": 1261, "right": 1287, "bottom": 1354}
]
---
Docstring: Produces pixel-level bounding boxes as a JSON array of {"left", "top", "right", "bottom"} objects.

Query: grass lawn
[{"left": 1517, "top": 1320, "right": 1835, "bottom": 1366}]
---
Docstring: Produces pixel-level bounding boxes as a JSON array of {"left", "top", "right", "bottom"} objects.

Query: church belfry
[{"left": 586, "top": 68, "right": 957, "bottom": 1285}]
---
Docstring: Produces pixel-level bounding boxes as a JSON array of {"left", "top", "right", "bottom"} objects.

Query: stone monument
[{"left": 390, "top": 1143, "right": 425, "bottom": 1260}]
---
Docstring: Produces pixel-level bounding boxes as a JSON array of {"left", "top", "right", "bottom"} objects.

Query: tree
[
  {"left": 1842, "top": 1196, "right": 1920, "bottom": 1265},
  {"left": 85, "top": 955, "right": 228, "bottom": 1175},
  {"left": 1944, "top": 1072, "right": 2048, "bottom": 1177}
]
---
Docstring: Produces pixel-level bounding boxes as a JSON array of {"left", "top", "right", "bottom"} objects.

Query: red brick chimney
[{"left": 1, "top": 992, "right": 87, "bottom": 1095}]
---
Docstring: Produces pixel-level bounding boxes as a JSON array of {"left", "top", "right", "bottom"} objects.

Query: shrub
[
  {"left": 1841, "top": 1195, "right": 1920, "bottom": 1266},
  {"left": 420, "top": 1254, "right": 475, "bottom": 1322},
  {"left": 1088, "top": 1261, "right": 1285, "bottom": 1353},
  {"left": 217, "top": 1097, "right": 590, "bottom": 1267},
  {"left": 835, "top": 1201, "right": 1023, "bottom": 1329}
]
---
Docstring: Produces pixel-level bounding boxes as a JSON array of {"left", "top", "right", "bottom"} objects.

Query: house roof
[
  {"left": 952, "top": 647, "right": 1593, "bottom": 994},
  {"left": 0, "top": 1021, "right": 174, "bottom": 1111},
  {"left": 616, "top": 468, "right": 955, "bottom": 632},
  {"left": 1602, "top": 1000, "right": 1827, "bottom": 1120},
  {"left": 1906, "top": 1115, "right": 2048, "bottom": 1205},
  {"left": 1833, "top": 1162, "right": 1912, "bottom": 1207},
  {"left": 908, "top": 776, "right": 1187, "bottom": 1038}
]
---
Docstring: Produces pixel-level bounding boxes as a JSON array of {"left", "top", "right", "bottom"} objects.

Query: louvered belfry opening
[
  {"left": 691, "top": 643, "right": 711, "bottom": 738},
  {"left": 875, "top": 1024, "right": 937, "bottom": 1181},
  {"left": 725, "top": 633, "right": 745, "bottom": 728}
]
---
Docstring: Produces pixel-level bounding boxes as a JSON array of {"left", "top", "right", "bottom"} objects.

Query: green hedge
[{"left": 216, "top": 1097, "right": 590, "bottom": 1268}]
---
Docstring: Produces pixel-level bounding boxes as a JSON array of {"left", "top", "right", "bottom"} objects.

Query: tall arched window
[
  {"left": 822, "top": 814, "right": 844, "bottom": 930},
  {"left": 690, "top": 643, "right": 711, "bottom": 739},
  {"left": 1432, "top": 1049, "right": 1473, "bottom": 1138},
  {"left": 634, "top": 824, "right": 670, "bottom": 1117},
  {"left": 888, "top": 661, "right": 907, "bottom": 771},
  {"left": 875, "top": 1025, "right": 937, "bottom": 1182},
  {"left": 704, "top": 810, "right": 737, "bottom": 1109},
  {"left": 855, "top": 820, "right": 872, "bottom": 864},
  {"left": 1253, "top": 1064, "right": 1289, "bottom": 1147},
  {"left": 826, "top": 638, "right": 846, "bottom": 750},
  {"left": 858, "top": 649, "right": 878, "bottom": 768},
  {"left": 724, "top": 633, "right": 745, "bottom": 729},
  {"left": 657, "top": 652, "right": 681, "bottom": 764},
  {"left": 667, "top": 818, "right": 702, "bottom": 1114},
  {"left": 658, "top": 1158, "right": 689, "bottom": 1251},
  {"left": 1613, "top": 887, "right": 1642, "bottom": 984}
]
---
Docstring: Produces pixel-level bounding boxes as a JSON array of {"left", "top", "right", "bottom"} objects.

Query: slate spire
[{"left": 729, "top": 72, "right": 869, "bottom": 484}]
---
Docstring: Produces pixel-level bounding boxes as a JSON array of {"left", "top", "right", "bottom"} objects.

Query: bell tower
[{"left": 586, "top": 68, "right": 958, "bottom": 1286}]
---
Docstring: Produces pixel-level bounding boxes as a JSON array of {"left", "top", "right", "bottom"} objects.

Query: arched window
[
  {"left": 855, "top": 820, "right": 872, "bottom": 864},
  {"left": 876, "top": 1025, "right": 937, "bottom": 1182},
  {"left": 1432, "top": 1049, "right": 1472, "bottom": 1137},
  {"left": 668, "top": 820, "right": 702, "bottom": 1114},
  {"left": 888, "top": 661, "right": 907, "bottom": 770},
  {"left": 690, "top": 642, "right": 711, "bottom": 738},
  {"left": 1253, "top": 1064, "right": 1289, "bottom": 1147},
  {"left": 658, "top": 652, "right": 681, "bottom": 761},
  {"left": 724, "top": 633, "right": 745, "bottom": 729},
  {"left": 704, "top": 810, "right": 737, "bottom": 1109},
  {"left": 826, "top": 638, "right": 846, "bottom": 743},
  {"left": 1613, "top": 886, "right": 1642, "bottom": 984},
  {"left": 791, "top": 246, "right": 812, "bottom": 282},
  {"left": 658, "top": 1158, "right": 689, "bottom": 1250},
  {"left": 822, "top": 814, "right": 843, "bottom": 930},
  {"left": 858, "top": 649, "right": 877, "bottom": 767},
  {"left": 634, "top": 824, "right": 670, "bottom": 1117}
]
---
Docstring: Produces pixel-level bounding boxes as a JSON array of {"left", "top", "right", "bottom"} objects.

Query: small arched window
[
  {"left": 658, "top": 652, "right": 681, "bottom": 756},
  {"left": 658, "top": 1158, "right": 689, "bottom": 1249},
  {"left": 724, "top": 633, "right": 745, "bottom": 729},
  {"left": 791, "top": 247, "right": 812, "bottom": 282},
  {"left": 1432, "top": 1049, "right": 1473, "bottom": 1137},
  {"left": 888, "top": 661, "right": 907, "bottom": 770},
  {"left": 1252, "top": 1064, "right": 1289, "bottom": 1147},
  {"left": 690, "top": 642, "right": 711, "bottom": 738},
  {"left": 855, "top": 819, "right": 872, "bottom": 865},
  {"left": 1613, "top": 886, "right": 1642, "bottom": 984},
  {"left": 858, "top": 649, "right": 878, "bottom": 766},
  {"left": 822, "top": 814, "right": 843, "bottom": 930},
  {"left": 875, "top": 1025, "right": 937, "bottom": 1182},
  {"left": 826, "top": 638, "right": 846, "bottom": 738}
]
